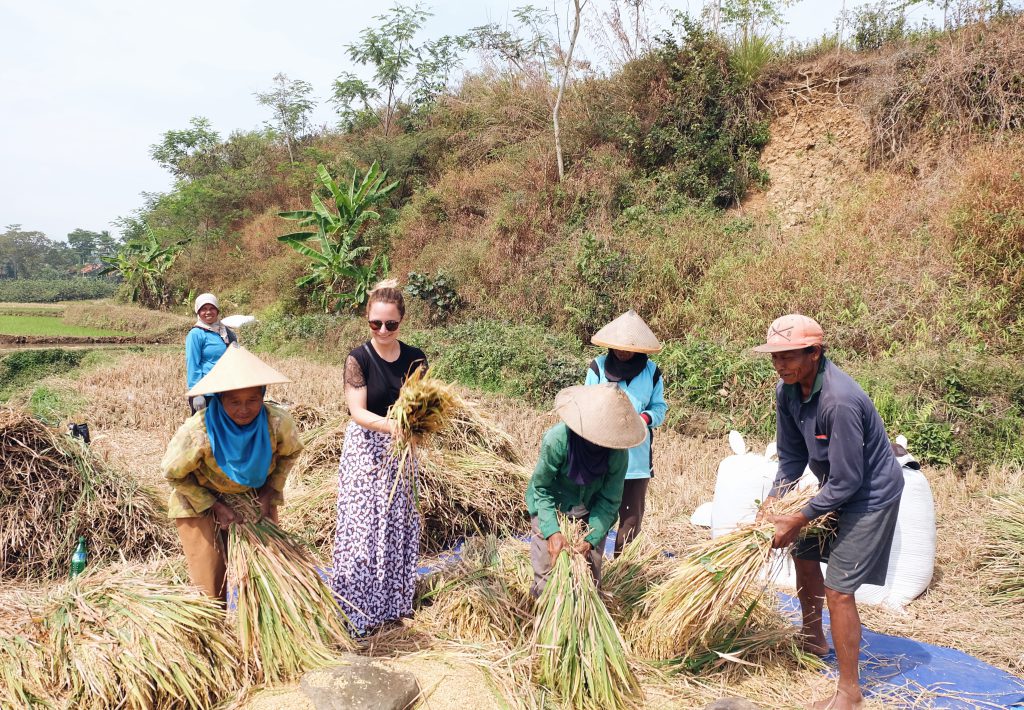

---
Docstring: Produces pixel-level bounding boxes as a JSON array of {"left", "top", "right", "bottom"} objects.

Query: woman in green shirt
[{"left": 525, "top": 383, "right": 647, "bottom": 597}]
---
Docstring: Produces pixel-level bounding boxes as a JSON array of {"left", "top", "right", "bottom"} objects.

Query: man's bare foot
[
  {"left": 798, "top": 630, "right": 830, "bottom": 656},
  {"left": 807, "top": 687, "right": 864, "bottom": 710}
]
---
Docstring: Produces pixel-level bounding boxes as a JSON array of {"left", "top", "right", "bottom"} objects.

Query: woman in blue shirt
[
  {"left": 186, "top": 293, "right": 237, "bottom": 413},
  {"left": 585, "top": 310, "right": 667, "bottom": 556}
]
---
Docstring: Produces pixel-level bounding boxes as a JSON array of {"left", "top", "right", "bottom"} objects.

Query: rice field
[
  {"left": 0, "top": 314, "right": 130, "bottom": 338},
  {"left": 3, "top": 348, "right": 1023, "bottom": 709}
]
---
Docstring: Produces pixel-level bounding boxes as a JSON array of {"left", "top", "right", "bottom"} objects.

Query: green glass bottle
[{"left": 70, "top": 536, "right": 88, "bottom": 578}]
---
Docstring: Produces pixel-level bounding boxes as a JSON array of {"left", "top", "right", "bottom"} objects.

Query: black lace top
[{"left": 345, "top": 341, "right": 428, "bottom": 417}]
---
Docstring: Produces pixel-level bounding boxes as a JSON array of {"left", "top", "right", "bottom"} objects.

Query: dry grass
[
  {"left": 62, "top": 301, "right": 191, "bottom": 342},
  {"left": 0, "top": 407, "right": 174, "bottom": 580}
]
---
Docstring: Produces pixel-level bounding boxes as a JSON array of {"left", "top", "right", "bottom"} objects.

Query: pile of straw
[
  {"left": 984, "top": 493, "right": 1024, "bottom": 603},
  {"left": 600, "top": 535, "right": 672, "bottom": 625},
  {"left": 632, "top": 488, "right": 819, "bottom": 662},
  {"left": 284, "top": 380, "right": 530, "bottom": 555},
  {"left": 416, "top": 536, "right": 533, "bottom": 644},
  {"left": 0, "top": 568, "right": 241, "bottom": 709},
  {"left": 227, "top": 499, "right": 355, "bottom": 683},
  {"left": 0, "top": 407, "right": 174, "bottom": 579},
  {"left": 532, "top": 518, "right": 642, "bottom": 710}
]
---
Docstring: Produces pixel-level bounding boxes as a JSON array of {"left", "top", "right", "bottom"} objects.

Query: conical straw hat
[
  {"left": 591, "top": 309, "right": 662, "bottom": 353},
  {"left": 187, "top": 345, "right": 292, "bottom": 397},
  {"left": 554, "top": 383, "right": 647, "bottom": 449}
]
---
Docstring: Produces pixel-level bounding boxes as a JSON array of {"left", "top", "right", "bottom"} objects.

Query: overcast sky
[{"left": 0, "top": 0, "right": 944, "bottom": 242}]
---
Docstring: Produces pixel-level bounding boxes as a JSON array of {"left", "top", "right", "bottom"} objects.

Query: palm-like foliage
[
  {"left": 278, "top": 162, "right": 397, "bottom": 312},
  {"left": 99, "top": 226, "right": 187, "bottom": 309}
]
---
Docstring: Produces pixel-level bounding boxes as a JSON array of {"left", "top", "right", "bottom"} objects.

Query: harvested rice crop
[
  {"left": 0, "top": 568, "right": 241, "bottom": 709},
  {"left": 388, "top": 368, "right": 458, "bottom": 503},
  {"left": 633, "top": 487, "right": 821, "bottom": 662},
  {"left": 532, "top": 518, "right": 642, "bottom": 710},
  {"left": 0, "top": 407, "right": 174, "bottom": 579},
  {"left": 601, "top": 535, "right": 672, "bottom": 625},
  {"left": 227, "top": 507, "right": 355, "bottom": 684},
  {"left": 984, "top": 493, "right": 1024, "bottom": 603},
  {"left": 417, "top": 536, "right": 533, "bottom": 644}
]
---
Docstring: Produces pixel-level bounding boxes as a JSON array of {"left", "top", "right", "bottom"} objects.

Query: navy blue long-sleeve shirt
[{"left": 771, "top": 358, "right": 904, "bottom": 519}]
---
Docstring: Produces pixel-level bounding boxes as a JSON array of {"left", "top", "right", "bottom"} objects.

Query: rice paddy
[
  {"left": 0, "top": 314, "right": 130, "bottom": 338},
  {"left": 1, "top": 348, "right": 1022, "bottom": 709}
]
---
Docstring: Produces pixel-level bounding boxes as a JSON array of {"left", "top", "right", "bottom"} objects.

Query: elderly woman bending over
[{"left": 162, "top": 346, "right": 302, "bottom": 600}]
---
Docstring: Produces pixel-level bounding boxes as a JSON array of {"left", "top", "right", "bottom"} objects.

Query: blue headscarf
[{"left": 204, "top": 391, "right": 272, "bottom": 488}]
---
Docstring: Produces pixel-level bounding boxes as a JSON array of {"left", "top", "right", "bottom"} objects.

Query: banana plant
[
  {"left": 99, "top": 225, "right": 187, "bottom": 308},
  {"left": 278, "top": 162, "right": 398, "bottom": 311}
]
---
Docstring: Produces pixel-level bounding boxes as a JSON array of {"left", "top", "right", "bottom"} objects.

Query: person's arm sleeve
[
  {"left": 585, "top": 450, "right": 627, "bottom": 548},
  {"left": 803, "top": 404, "right": 865, "bottom": 518},
  {"left": 643, "top": 369, "right": 668, "bottom": 428},
  {"left": 185, "top": 330, "right": 203, "bottom": 389},
  {"left": 264, "top": 410, "right": 303, "bottom": 503},
  {"left": 531, "top": 432, "right": 564, "bottom": 540},
  {"left": 771, "top": 390, "right": 809, "bottom": 497},
  {"left": 161, "top": 421, "right": 217, "bottom": 514}
]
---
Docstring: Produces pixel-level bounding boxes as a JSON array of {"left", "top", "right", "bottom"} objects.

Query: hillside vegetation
[{"left": 104, "top": 10, "right": 1024, "bottom": 468}]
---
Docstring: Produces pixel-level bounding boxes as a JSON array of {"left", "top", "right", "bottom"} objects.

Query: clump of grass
[
  {"left": 0, "top": 407, "right": 174, "bottom": 580},
  {"left": 633, "top": 487, "right": 822, "bottom": 662},
  {"left": 417, "top": 536, "right": 534, "bottom": 644},
  {"left": 0, "top": 568, "right": 242, "bottom": 709},
  {"left": 984, "top": 494, "right": 1024, "bottom": 603},
  {"left": 532, "top": 517, "right": 642, "bottom": 710},
  {"left": 227, "top": 499, "right": 355, "bottom": 684}
]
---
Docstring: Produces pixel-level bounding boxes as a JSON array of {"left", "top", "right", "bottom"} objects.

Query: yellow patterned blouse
[{"left": 161, "top": 402, "right": 303, "bottom": 519}]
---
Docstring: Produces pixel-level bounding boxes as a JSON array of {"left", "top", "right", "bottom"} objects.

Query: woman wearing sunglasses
[{"left": 329, "top": 279, "right": 428, "bottom": 635}]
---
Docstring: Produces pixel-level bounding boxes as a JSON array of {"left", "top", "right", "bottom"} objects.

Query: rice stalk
[
  {"left": 3, "top": 567, "right": 242, "bottom": 709},
  {"left": 0, "top": 407, "right": 174, "bottom": 580},
  {"left": 601, "top": 535, "right": 672, "bottom": 625},
  {"left": 633, "top": 487, "right": 824, "bottom": 663},
  {"left": 532, "top": 518, "right": 642, "bottom": 709},
  {"left": 984, "top": 493, "right": 1024, "bottom": 603},
  {"left": 416, "top": 536, "right": 534, "bottom": 644},
  {"left": 227, "top": 512, "right": 356, "bottom": 684}
]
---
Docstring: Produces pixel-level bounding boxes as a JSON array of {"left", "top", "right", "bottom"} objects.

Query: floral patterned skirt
[{"left": 329, "top": 421, "right": 421, "bottom": 635}]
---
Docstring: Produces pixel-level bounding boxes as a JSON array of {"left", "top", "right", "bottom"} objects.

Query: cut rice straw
[
  {"left": 633, "top": 486, "right": 826, "bottom": 663},
  {"left": 226, "top": 495, "right": 355, "bottom": 684},
  {"left": 984, "top": 493, "right": 1024, "bottom": 603},
  {"left": 532, "top": 517, "right": 642, "bottom": 709},
  {"left": 0, "top": 567, "right": 242, "bottom": 709}
]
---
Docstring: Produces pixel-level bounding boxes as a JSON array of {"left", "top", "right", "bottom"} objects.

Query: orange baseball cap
[{"left": 752, "top": 314, "right": 824, "bottom": 353}]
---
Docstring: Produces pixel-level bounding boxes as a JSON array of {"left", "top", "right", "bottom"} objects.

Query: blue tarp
[{"left": 778, "top": 593, "right": 1024, "bottom": 709}]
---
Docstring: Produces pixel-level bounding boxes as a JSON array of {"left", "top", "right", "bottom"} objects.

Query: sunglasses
[{"left": 368, "top": 319, "right": 401, "bottom": 332}]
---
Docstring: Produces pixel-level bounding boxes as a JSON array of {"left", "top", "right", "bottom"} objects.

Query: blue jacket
[
  {"left": 585, "top": 354, "right": 668, "bottom": 479},
  {"left": 772, "top": 358, "right": 904, "bottom": 518},
  {"left": 185, "top": 327, "right": 235, "bottom": 389}
]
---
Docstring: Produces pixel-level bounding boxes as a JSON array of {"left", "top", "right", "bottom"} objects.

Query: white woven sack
[
  {"left": 855, "top": 466, "right": 936, "bottom": 608},
  {"left": 710, "top": 432, "right": 777, "bottom": 539}
]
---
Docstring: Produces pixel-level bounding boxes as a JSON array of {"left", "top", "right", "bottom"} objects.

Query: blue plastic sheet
[{"left": 778, "top": 593, "right": 1024, "bottom": 709}]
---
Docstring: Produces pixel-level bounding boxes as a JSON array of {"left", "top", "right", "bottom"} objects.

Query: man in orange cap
[{"left": 755, "top": 314, "right": 904, "bottom": 710}]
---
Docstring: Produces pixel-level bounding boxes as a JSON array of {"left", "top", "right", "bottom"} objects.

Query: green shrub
[
  {"left": 0, "top": 349, "right": 87, "bottom": 401},
  {"left": 411, "top": 321, "right": 586, "bottom": 405},
  {"left": 0, "top": 278, "right": 117, "bottom": 303},
  {"left": 405, "top": 271, "right": 463, "bottom": 323}
]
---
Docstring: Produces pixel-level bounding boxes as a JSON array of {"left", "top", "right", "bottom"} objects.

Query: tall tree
[
  {"left": 332, "top": 3, "right": 469, "bottom": 134},
  {"left": 66, "top": 228, "right": 102, "bottom": 265},
  {"left": 0, "top": 225, "right": 73, "bottom": 278},
  {"left": 149, "top": 117, "right": 222, "bottom": 181},
  {"left": 254, "top": 73, "right": 317, "bottom": 163}
]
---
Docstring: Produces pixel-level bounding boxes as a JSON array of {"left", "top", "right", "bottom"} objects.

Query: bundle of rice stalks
[
  {"left": 227, "top": 502, "right": 355, "bottom": 684},
  {"left": 286, "top": 403, "right": 330, "bottom": 433},
  {"left": 0, "top": 567, "right": 242, "bottom": 709},
  {"left": 432, "top": 394, "right": 523, "bottom": 465},
  {"left": 388, "top": 368, "right": 458, "bottom": 500},
  {"left": 0, "top": 407, "right": 174, "bottom": 579},
  {"left": 532, "top": 518, "right": 642, "bottom": 710},
  {"left": 984, "top": 493, "right": 1024, "bottom": 603},
  {"left": 632, "top": 487, "right": 823, "bottom": 663},
  {"left": 293, "top": 417, "right": 346, "bottom": 481},
  {"left": 601, "top": 535, "right": 673, "bottom": 625},
  {"left": 417, "top": 447, "right": 532, "bottom": 553},
  {"left": 417, "top": 536, "right": 533, "bottom": 644}
]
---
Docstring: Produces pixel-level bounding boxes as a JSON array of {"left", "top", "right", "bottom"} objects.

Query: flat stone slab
[
  {"left": 301, "top": 655, "right": 420, "bottom": 710},
  {"left": 702, "top": 700, "right": 762, "bottom": 710}
]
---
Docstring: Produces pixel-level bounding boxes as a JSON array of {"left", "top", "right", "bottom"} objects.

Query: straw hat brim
[
  {"left": 554, "top": 384, "right": 647, "bottom": 449},
  {"left": 187, "top": 345, "right": 292, "bottom": 397},
  {"left": 591, "top": 309, "right": 662, "bottom": 354}
]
